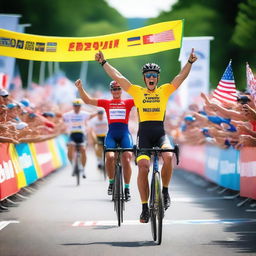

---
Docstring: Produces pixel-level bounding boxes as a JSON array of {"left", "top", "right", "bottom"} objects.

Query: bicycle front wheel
[
  {"left": 114, "top": 164, "right": 123, "bottom": 226},
  {"left": 74, "top": 164, "right": 80, "bottom": 186},
  {"left": 151, "top": 172, "right": 164, "bottom": 245}
]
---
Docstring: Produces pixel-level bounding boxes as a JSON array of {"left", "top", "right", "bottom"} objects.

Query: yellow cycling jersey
[{"left": 127, "top": 83, "right": 176, "bottom": 122}]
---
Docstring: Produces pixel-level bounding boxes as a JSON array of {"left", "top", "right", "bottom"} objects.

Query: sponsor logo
[
  {"left": 46, "top": 42, "right": 57, "bottom": 52},
  {"left": 19, "top": 153, "right": 33, "bottom": 169},
  {"left": 68, "top": 39, "right": 119, "bottom": 52},
  {"left": 35, "top": 42, "right": 45, "bottom": 52},
  {"left": 142, "top": 95, "right": 160, "bottom": 103},
  {"left": 143, "top": 108, "right": 160, "bottom": 112},
  {"left": 0, "top": 160, "right": 15, "bottom": 183},
  {"left": 0, "top": 37, "right": 57, "bottom": 53},
  {"left": 127, "top": 30, "right": 175, "bottom": 47}
]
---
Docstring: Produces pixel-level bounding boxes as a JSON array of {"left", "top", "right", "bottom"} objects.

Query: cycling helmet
[
  {"left": 142, "top": 63, "right": 161, "bottom": 74},
  {"left": 109, "top": 80, "right": 120, "bottom": 89},
  {"left": 72, "top": 98, "right": 83, "bottom": 106}
]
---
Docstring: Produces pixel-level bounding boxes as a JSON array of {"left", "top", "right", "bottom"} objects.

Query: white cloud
[{"left": 106, "top": 0, "right": 178, "bottom": 18}]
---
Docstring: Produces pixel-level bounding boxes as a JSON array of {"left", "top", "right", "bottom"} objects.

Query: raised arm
[
  {"left": 95, "top": 51, "right": 132, "bottom": 91},
  {"left": 74, "top": 79, "right": 98, "bottom": 106},
  {"left": 171, "top": 48, "right": 197, "bottom": 89}
]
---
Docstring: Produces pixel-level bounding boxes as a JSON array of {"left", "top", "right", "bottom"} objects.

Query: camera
[{"left": 237, "top": 95, "right": 251, "bottom": 105}]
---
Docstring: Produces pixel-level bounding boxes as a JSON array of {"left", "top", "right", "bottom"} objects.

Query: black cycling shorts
[
  {"left": 137, "top": 121, "right": 172, "bottom": 159},
  {"left": 97, "top": 136, "right": 105, "bottom": 145},
  {"left": 69, "top": 132, "right": 86, "bottom": 145}
]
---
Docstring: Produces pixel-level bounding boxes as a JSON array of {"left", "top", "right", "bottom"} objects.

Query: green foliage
[
  {"left": 147, "top": 0, "right": 251, "bottom": 91},
  {"left": 232, "top": 0, "right": 256, "bottom": 50},
  {"left": 1, "top": 0, "right": 255, "bottom": 92},
  {"left": 0, "top": 0, "right": 127, "bottom": 86}
]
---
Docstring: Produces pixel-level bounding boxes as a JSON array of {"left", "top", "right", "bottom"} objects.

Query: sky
[{"left": 106, "top": 0, "right": 178, "bottom": 18}]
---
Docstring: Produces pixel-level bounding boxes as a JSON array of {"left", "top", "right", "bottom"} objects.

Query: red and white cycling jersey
[{"left": 97, "top": 99, "right": 134, "bottom": 125}]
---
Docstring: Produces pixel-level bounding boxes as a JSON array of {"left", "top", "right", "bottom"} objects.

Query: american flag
[
  {"left": 246, "top": 62, "right": 256, "bottom": 102},
  {"left": 212, "top": 60, "right": 237, "bottom": 104},
  {"left": 143, "top": 30, "right": 174, "bottom": 44}
]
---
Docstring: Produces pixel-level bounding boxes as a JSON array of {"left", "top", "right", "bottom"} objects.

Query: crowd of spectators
[
  {"left": 168, "top": 91, "right": 256, "bottom": 149},
  {"left": 0, "top": 88, "right": 66, "bottom": 144},
  {"left": 2, "top": 84, "right": 256, "bottom": 150}
]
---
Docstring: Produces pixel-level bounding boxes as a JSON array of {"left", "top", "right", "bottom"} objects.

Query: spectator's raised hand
[
  {"left": 235, "top": 134, "right": 256, "bottom": 149},
  {"left": 75, "top": 79, "right": 83, "bottom": 89},
  {"left": 237, "top": 125, "right": 251, "bottom": 134},
  {"left": 242, "top": 104, "right": 256, "bottom": 120}
]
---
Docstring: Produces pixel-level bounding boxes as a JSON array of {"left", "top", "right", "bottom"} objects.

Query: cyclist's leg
[
  {"left": 159, "top": 135, "right": 174, "bottom": 187},
  {"left": 158, "top": 134, "right": 173, "bottom": 209},
  {"left": 105, "top": 132, "right": 117, "bottom": 195},
  {"left": 67, "top": 143, "right": 75, "bottom": 164},
  {"left": 67, "top": 134, "right": 76, "bottom": 165},
  {"left": 137, "top": 157, "right": 150, "bottom": 202},
  {"left": 73, "top": 133, "right": 87, "bottom": 178},
  {"left": 120, "top": 131, "right": 133, "bottom": 200},
  {"left": 95, "top": 136, "right": 104, "bottom": 168},
  {"left": 137, "top": 129, "right": 152, "bottom": 223}
]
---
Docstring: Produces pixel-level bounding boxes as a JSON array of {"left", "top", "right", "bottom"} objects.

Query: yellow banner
[{"left": 0, "top": 20, "right": 183, "bottom": 62}]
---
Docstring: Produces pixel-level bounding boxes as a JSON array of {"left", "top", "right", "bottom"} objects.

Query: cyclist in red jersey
[{"left": 74, "top": 79, "right": 134, "bottom": 201}]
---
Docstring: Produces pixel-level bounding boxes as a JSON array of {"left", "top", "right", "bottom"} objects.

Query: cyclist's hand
[
  {"left": 95, "top": 51, "right": 105, "bottom": 64},
  {"left": 188, "top": 48, "right": 197, "bottom": 64},
  {"left": 75, "top": 79, "right": 83, "bottom": 89}
]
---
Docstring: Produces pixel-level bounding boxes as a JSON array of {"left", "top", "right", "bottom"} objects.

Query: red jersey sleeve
[
  {"left": 125, "top": 98, "right": 135, "bottom": 110},
  {"left": 97, "top": 99, "right": 109, "bottom": 109}
]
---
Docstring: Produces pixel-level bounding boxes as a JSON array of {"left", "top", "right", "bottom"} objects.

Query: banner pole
[
  {"left": 27, "top": 60, "right": 33, "bottom": 90},
  {"left": 39, "top": 61, "right": 45, "bottom": 85}
]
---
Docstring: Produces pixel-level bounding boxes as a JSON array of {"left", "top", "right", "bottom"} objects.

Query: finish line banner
[{"left": 0, "top": 20, "right": 183, "bottom": 62}]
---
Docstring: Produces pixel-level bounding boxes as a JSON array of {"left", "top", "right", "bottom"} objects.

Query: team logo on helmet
[{"left": 142, "top": 63, "right": 161, "bottom": 74}]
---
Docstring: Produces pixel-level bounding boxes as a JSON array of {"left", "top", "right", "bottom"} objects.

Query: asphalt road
[{"left": 1, "top": 149, "right": 256, "bottom": 256}]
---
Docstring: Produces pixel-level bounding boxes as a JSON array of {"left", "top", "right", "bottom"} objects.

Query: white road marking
[
  {"left": 72, "top": 218, "right": 256, "bottom": 227},
  {"left": 0, "top": 220, "right": 19, "bottom": 231}
]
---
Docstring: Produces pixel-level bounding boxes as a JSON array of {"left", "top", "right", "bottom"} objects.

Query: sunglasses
[
  {"left": 145, "top": 73, "right": 158, "bottom": 79},
  {"left": 111, "top": 87, "right": 121, "bottom": 91}
]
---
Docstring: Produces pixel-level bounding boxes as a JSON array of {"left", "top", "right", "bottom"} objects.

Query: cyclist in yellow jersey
[{"left": 95, "top": 49, "right": 197, "bottom": 223}]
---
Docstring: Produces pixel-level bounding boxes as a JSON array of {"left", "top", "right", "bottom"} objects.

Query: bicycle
[
  {"left": 73, "top": 144, "right": 83, "bottom": 186},
  {"left": 136, "top": 145, "right": 179, "bottom": 245},
  {"left": 104, "top": 146, "right": 134, "bottom": 227}
]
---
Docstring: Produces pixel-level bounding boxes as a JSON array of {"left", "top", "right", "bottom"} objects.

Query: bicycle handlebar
[
  {"left": 104, "top": 147, "right": 134, "bottom": 153},
  {"left": 103, "top": 145, "right": 180, "bottom": 165},
  {"left": 136, "top": 145, "right": 180, "bottom": 165}
]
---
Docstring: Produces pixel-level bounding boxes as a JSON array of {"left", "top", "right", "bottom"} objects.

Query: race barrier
[
  {"left": 0, "top": 135, "right": 68, "bottom": 201},
  {"left": 179, "top": 144, "right": 256, "bottom": 200}
]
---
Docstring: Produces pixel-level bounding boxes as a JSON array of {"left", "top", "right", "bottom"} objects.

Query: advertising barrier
[
  {"left": 240, "top": 147, "right": 256, "bottom": 199},
  {"left": 15, "top": 143, "right": 38, "bottom": 186},
  {"left": 0, "top": 143, "right": 19, "bottom": 200},
  {"left": 180, "top": 144, "right": 247, "bottom": 194},
  {"left": 0, "top": 135, "right": 68, "bottom": 200},
  {"left": 205, "top": 145, "right": 240, "bottom": 190},
  {"left": 179, "top": 145, "right": 206, "bottom": 177}
]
